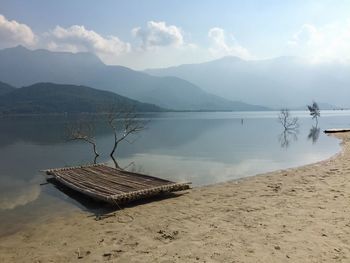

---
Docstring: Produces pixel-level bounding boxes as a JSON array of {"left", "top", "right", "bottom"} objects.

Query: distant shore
[
  {"left": 1, "top": 133, "right": 350, "bottom": 262},
  {"left": 1, "top": 109, "right": 348, "bottom": 118}
]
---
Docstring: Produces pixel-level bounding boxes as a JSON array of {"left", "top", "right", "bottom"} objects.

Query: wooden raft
[
  {"left": 324, "top": 128, "right": 350, "bottom": 133},
  {"left": 44, "top": 164, "right": 191, "bottom": 204}
]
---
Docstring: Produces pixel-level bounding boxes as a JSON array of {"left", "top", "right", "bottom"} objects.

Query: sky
[{"left": 0, "top": 0, "right": 349, "bottom": 69}]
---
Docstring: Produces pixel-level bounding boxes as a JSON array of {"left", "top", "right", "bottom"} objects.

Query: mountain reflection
[{"left": 0, "top": 114, "right": 220, "bottom": 152}]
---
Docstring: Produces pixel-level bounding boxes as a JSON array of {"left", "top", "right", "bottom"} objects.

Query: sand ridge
[{"left": 1, "top": 134, "right": 350, "bottom": 262}]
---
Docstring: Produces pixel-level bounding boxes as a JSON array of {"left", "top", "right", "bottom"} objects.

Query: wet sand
[{"left": 1, "top": 133, "right": 350, "bottom": 262}]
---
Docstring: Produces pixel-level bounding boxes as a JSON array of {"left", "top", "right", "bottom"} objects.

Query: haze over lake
[{"left": 0, "top": 110, "right": 348, "bottom": 236}]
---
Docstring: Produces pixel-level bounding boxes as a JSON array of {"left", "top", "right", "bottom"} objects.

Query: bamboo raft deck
[{"left": 44, "top": 164, "right": 191, "bottom": 204}]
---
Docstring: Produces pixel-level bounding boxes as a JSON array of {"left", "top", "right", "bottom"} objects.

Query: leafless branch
[
  {"left": 104, "top": 103, "right": 148, "bottom": 168},
  {"left": 65, "top": 120, "right": 99, "bottom": 158},
  {"left": 278, "top": 109, "right": 299, "bottom": 131}
]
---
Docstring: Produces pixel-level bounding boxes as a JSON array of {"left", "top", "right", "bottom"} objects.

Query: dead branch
[
  {"left": 278, "top": 109, "right": 299, "bottom": 130},
  {"left": 104, "top": 103, "right": 148, "bottom": 168},
  {"left": 65, "top": 120, "right": 99, "bottom": 158}
]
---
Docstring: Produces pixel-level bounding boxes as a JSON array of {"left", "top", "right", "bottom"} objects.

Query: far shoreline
[{"left": 1, "top": 108, "right": 349, "bottom": 118}]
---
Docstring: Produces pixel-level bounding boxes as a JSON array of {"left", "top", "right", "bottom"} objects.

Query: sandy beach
[{"left": 1, "top": 133, "right": 350, "bottom": 262}]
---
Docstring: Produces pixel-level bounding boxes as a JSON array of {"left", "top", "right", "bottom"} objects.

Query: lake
[{"left": 0, "top": 110, "right": 349, "bottom": 236}]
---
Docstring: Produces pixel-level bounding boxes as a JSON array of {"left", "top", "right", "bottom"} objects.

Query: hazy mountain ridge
[
  {"left": 0, "top": 82, "right": 163, "bottom": 114},
  {"left": 0, "top": 46, "right": 269, "bottom": 111},
  {"left": 146, "top": 56, "right": 350, "bottom": 108},
  {"left": 0, "top": 81, "right": 16, "bottom": 96}
]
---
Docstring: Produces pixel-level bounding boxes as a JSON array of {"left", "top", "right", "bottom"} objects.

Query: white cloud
[
  {"left": 46, "top": 25, "right": 131, "bottom": 56},
  {"left": 132, "top": 21, "right": 184, "bottom": 49},
  {"left": 288, "top": 21, "right": 350, "bottom": 63},
  {"left": 0, "top": 15, "right": 256, "bottom": 68},
  {"left": 0, "top": 14, "right": 131, "bottom": 61},
  {"left": 115, "top": 44, "right": 209, "bottom": 69},
  {"left": 208, "top": 27, "right": 253, "bottom": 59},
  {"left": 0, "top": 14, "right": 36, "bottom": 48},
  {"left": 288, "top": 24, "right": 322, "bottom": 46}
]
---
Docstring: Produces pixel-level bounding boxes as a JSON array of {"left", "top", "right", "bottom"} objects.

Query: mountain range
[
  {"left": 0, "top": 81, "right": 15, "bottom": 96},
  {"left": 0, "top": 46, "right": 268, "bottom": 111},
  {"left": 146, "top": 56, "right": 350, "bottom": 108},
  {"left": 0, "top": 82, "right": 162, "bottom": 114}
]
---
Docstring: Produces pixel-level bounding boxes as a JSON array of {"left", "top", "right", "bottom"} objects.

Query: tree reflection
[
  {"left": 308, "top": 125, "right": 320, "bottom": 144},
  {"left": 277, "top": 109, "right": 299, "bottom": 149},
  {"left": 279, "top": 129, "right": 298, "bottom": 149}
]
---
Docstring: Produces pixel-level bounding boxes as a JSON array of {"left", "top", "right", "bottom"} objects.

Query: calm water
[{"left": 0, "top": 111, "right": 349, "bottom": 236}]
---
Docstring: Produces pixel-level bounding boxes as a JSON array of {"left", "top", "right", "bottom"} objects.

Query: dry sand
[{"left": 1, "top": 133, "right": 350, "bottom": 263}]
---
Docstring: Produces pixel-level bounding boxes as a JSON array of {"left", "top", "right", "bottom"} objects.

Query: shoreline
[{"left": 1, "top": 133, "right": 350, "bottom": 262}]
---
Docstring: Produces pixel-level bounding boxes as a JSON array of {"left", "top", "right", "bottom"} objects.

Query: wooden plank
[
  {"left": 64, "top": 169, "right": 136, "bottom": 192},
  {"left": 91, "top": 166, "right": 171, "bottom": 186},
  {"left": 96, "top": 165, "right": 171, "bottom": 183},
  {"left": 53, "top": 174, "right": 112, "bottom": 202},
  {"left": 83, "top": 167, "right": 163, "bottom": 189},
  {"left": 59, "top": 170, "right": 135, "bottom": 194},
  {"left": 106, "top": 183, "right": 191, "bottom": 203},
  {"left": 324, "top": 128, "right": 350, "bottom": 133}
]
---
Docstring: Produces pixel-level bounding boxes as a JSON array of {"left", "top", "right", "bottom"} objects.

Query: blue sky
[{"left": 1, "top": 0, "right": 349, "bottom": 69}]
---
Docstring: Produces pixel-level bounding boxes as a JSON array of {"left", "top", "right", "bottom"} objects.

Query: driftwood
[{"left": 44, "top": 164, "right": 191, "bottom": 204}]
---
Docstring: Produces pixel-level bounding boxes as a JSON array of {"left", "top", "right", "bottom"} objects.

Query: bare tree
[
  {"left": 307, "top": 101, "right": 320, "bottom": 125},
  {"left": 64, "top": 103, "right": 147, "bottom": 167},
  {"left": 105, "top": 104, "right": 147, "bottom": 168},
  {"left": 66, "top": 120, "right": 99, "bottom": 162},
  {"left": 278, "top": 109, "right": 299, "bottom": 130}
]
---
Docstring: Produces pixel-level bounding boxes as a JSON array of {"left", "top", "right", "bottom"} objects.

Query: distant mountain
[
  {"left": 0, "top": 83, "right": 163, "bottom": 114},
  {"left": 146, "top": 56, "right": 350, "bottom": 108},
  {"left": 316, "top": 102, "right": 342, "bottom": 110},
  {"left": 0, "top": 46, "right": 268, "bottom": 111},
  {"left": 292, "top": 102, "right": 341, "bottom": 111},
  {"left": 0, "top": 81, "right": 15, "bottom": 96}
]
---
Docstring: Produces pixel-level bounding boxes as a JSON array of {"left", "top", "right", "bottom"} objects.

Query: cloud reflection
[
  {"left": 114, "top": 148, "right": 338, "bottom": 187},
  {"left": 112, "top": 154, "right": 281, "bottom": 186},
  {"left": 0, "top": 176, "right": 41, "bottom": 210}
]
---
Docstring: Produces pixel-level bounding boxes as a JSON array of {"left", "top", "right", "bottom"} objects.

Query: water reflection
[
  {"left": 278, "top": 129, "right": 299, "bottom": 148},
  {"left": 277, "top": 109, "right": 299, "bottom": 149},
  {"left": 0, "top": 175, "right": 41, "bottom": 210},
  {"left": 46, "top": 178, "right": 112, "bottom": 215},
  {"left": 0, "top": 114, "right": 156, "bottom": 147},
  {"left": 308, "top": 125, "right": 321, "bottom": 144},
  {"left": 0, "top": 111, "right": 346, "bottom": 235}
]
